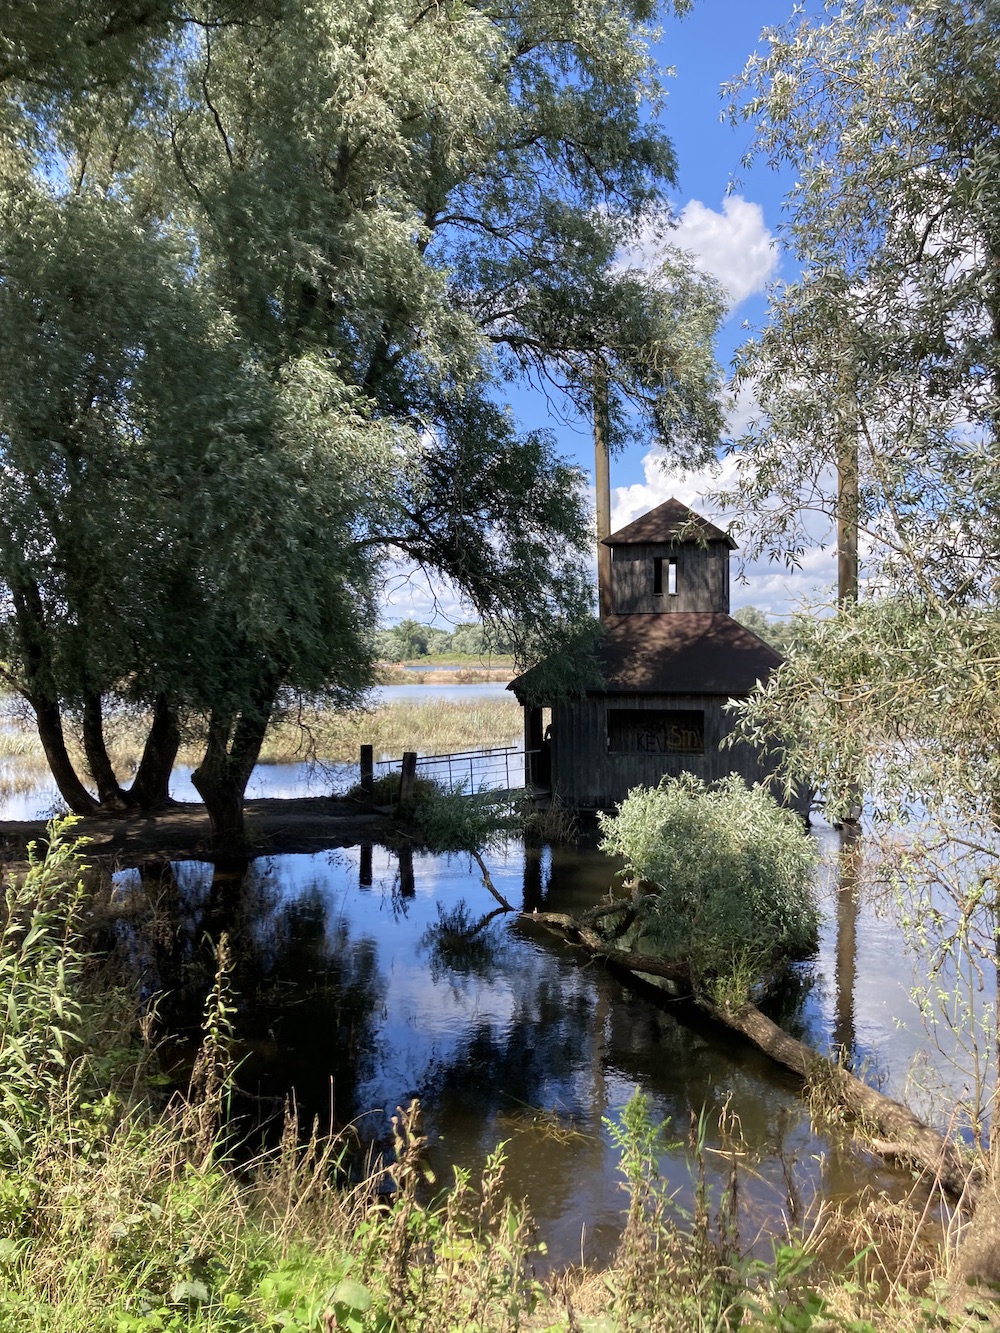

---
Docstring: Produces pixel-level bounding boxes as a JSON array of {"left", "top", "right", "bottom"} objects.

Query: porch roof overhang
[{"left": 508, "top": 613, "right": 782, "bottom": 704}]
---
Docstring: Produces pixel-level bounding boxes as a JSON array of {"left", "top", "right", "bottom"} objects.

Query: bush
[
  {"left": 598, "top": 775, "right": 820, "bottom": 1001},
  {"left": 409, "top": 786, "right": 527, "bottom": 855}
]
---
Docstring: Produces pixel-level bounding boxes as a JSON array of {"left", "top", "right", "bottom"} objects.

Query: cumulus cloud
[
  {"left": 611, "top": 452, "right": 837, "bottom": 618},
  {"left": 620, "top": 196, "right": 778, "bottom": 313}
]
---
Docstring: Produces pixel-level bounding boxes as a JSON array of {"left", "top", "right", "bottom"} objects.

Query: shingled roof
[
  {"left": 508, "top": 613, "right": 781, "bottom": 702},
  {"left": 603, "top": 497, "right": 737, "bottom": 549}
]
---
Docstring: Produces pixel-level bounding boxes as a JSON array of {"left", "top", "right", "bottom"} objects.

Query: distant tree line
[
  {"left": 731, "top": 606, "right": 798, "bottom": 656},
  {"left": 374, "top": 620, "right": 512, "bottom": 663},
  {"left": 381, "top": 609, "right": 798, "bottom": 663}
]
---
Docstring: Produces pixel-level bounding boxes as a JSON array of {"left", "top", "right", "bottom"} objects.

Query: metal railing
[{"left": 376, "top": 746, "right": 537, "bottom": 794}]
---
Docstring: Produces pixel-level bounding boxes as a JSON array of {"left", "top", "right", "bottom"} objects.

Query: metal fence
[{"left": 376, "top": 746, "right": 535, "bottom": 794}]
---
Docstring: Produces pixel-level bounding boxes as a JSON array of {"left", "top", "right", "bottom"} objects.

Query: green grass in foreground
[{"left": 0, "top": 824, "right": 958, "bottom": 1332}]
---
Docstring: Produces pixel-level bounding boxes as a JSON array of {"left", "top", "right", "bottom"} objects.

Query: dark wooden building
[{"left": 509, "top": 498, "right": 792, "bottom": 812}]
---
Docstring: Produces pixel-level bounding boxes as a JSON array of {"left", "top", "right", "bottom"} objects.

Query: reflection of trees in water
[
  {"left": 114, "top": 855, "right": 388, "bottom": 1140},
  {"left": 412, "top": 954, "right": 602, "bottom": 1230},
  {"left": 233, "top": 879, "right": 387, "bottom": 1134},
  {"left": 418, "top": 900, "right": 509, "bottom": 988}
]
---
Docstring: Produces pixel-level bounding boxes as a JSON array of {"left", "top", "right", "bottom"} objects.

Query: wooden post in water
[
  {"left": 594, "top": 360, "right": 613, "bottom": 620},
  {"left": 360, "top": 844, "right": 373, "bottom": 888},
  {"left": 359, "top": 744, "right": 374, "bottom": 807},
  {"left": 398, "top": 750, "right": 418, "bottom": 814},
  {"left": 398, "top": 844, "right": 415, "bottom": 897}
]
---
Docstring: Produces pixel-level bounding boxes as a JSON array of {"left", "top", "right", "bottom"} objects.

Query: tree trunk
[
  {"left": 593, "top": 359, "right": 613, "bottom": 620},
  {"left": 82, "top": 692, "right": 129, "bottom": 808},
  {"left": 12, "top": 577, "right": 99, "bottom": 815},
  {"left": 529, "top": 909, "right": 979, "bottom": 1202},
  {"left": 128, "top": 694, "right": 180, "bottom": 809},
  {"left": 191, "top": 685, "right": 276, "bottom": 847},
  {"left": 30, "top": 694, "right": 100, "bottom": 815}
]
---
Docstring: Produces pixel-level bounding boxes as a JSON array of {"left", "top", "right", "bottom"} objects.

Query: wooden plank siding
[
  {"left": 610, "top": 541, "right": 729, "bottom": 614},
  {"left": 549, "top": 692, "right": 776, "bottom": 811}
]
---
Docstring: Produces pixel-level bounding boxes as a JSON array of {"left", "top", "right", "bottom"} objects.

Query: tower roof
[{"left": 603, "top": 497, "right": 737, "bottom": 549}]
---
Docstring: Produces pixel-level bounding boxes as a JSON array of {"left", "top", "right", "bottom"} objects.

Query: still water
[
  {"left": 0, "top": 699, "right": 972, "bottom": 1265},
  {"left": 105, "top": 825, "right": 951, "bottom": 1270},
  {"left": 0, "top": 682, "right": 514, "bottom": 821}
]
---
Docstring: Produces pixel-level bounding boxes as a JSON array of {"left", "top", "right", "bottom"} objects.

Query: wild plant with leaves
[{"left": 599, "top": 775, "right": 819, "bottom": 1001}]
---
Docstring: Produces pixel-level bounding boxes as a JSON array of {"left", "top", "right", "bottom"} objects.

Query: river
[{"left": 0, "top": 692, "right": 976, "bottom": 1268}]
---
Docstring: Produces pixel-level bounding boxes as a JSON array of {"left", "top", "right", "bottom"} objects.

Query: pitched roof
[
  {"left": 603, "top": 497, "right": 737, "bottom": 549},
  {"left": 508, "top": 613, "right": 781, "bottom": 702}
]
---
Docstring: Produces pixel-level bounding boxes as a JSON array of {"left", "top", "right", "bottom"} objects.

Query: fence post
[
  {"left": 398, "top": 750, "right": 418, "bottom": 815},
  {"left": 359, "top": 744, "right": 374, "bottom": 807}
]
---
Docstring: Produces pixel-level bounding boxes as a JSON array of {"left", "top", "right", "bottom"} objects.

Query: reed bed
[
  {"left": 0, "top": 695, "right": 524, "bottom": 790},
  {"left": 260, "top": 696, "right": 522, "bottom": 764}
]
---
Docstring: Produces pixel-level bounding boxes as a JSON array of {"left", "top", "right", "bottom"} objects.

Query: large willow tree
[
  {"left": 0, "top": 0, "right": 725, "bottom": 840},
  {"left": 721, "top": 0, "right": 1000, "bottom": 824},
  {"left": 722, "top": 1, "right": 1000, "bottom": 1176}
]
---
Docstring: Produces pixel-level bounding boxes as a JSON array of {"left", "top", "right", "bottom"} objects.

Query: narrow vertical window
[
  {"left": 653, "top": 557, "right": 663, "bottom": 596},
  {"left": 667, "top": 557, "right": 678, "bottom": 596}
]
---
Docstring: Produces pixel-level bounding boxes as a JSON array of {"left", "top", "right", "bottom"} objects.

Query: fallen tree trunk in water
[{"left": 526, "top": 908, "right": 979, "bottom": 1204}]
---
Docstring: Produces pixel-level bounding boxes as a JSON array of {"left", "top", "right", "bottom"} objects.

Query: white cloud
[
  {"left": 724, "top": 379, "right": 764, "bottom": 440},
  {"left": 611, "top": 452, "right": 836, "bottom": 618},
  {"left": 620, "top": 196, "right": 778, "bottom": 313}
]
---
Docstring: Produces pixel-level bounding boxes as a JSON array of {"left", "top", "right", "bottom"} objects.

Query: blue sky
[{"left": 382, "top": 0, "right": 839, "bottom": 626}]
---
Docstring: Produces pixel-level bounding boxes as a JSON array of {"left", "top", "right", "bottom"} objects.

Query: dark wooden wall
[
  {"left": 549, "top": 691, "right": 794, "bottom": 811},
  {"left": 610, "top": 541, "right": 729, "bottom": 614}
]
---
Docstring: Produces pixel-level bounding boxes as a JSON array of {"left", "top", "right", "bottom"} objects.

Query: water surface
[{"left": 107, "top": 824, "right": 953, "bottom": 1270}]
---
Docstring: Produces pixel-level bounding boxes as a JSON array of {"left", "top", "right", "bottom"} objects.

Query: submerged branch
[
  {"left": 525, "top": 907, "right": 979, "bottom": 1203},
  {"left": 470, "top": 848, "right": 516, "bottom": 913}
]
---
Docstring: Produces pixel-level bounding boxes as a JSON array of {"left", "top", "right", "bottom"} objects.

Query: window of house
[
  {"left": 607, "top": 709, "right": 705, "bottom": 754},
  {"left": 653, "top": 556, "right": 663, "bottom": 596},
  {"left": 667, "top": 557, "right": 677, "bottom": 595}
]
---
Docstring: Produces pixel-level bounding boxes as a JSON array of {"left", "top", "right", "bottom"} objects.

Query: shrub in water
[{"left": 598, "top": 775, "right": 820, "bottom": 1001}]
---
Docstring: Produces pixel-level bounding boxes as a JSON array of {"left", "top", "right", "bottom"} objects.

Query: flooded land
[{"left": 0, "top": 685, "right": 964, "bottom": 1269}]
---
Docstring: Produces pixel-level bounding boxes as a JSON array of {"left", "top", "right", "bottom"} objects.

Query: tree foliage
[
  {"left": 722, "top": 0, "right": 1000, "bottom": 597},
  {"left": 718, "top": 0, "right": 1000, "bottom": 822},
  {"left": 599, "top": 775, "right": 819, "bottom": 997},
  {"left": 0, "top": 0, "right": 725, "bottom": 837}
]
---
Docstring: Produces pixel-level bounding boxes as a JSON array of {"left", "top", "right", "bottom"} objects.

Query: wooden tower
[{"left": 509, "top": 498, "right": 797, "bottom": 812}]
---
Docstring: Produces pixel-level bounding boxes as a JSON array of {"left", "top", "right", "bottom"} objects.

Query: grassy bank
[
  {"left": 0, "top": 696, "right": 523, "bottom": 796},
  {"left": 0, "top": 825, "right": 965, "bottom": 1332}
]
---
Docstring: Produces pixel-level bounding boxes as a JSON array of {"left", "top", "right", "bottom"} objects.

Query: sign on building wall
[{"left": 607, "top": 709, "right": 705, "bottom": 755}]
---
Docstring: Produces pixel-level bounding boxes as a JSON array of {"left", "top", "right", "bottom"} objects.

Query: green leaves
[
  {"left": 0, "top": 819, "right": 90, "bottom": 1163},
  {"left": 599, "top": 775, "right": 820, "bottom": 1000}
]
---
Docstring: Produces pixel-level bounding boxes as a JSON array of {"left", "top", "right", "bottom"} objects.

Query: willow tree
[
  {"left": 718, "top": 0, "right": 1000, "bottom": 1174},
  {"left": 0, "top": 0, "right": 725, "bottom": 842},
  {"left": 720, "top": 0, "right": 1000, "bottom": 800}
]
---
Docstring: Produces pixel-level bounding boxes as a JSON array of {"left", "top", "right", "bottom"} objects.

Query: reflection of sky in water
[{"left": 107, "top": 831, "right": 963, "bottom": 1269}]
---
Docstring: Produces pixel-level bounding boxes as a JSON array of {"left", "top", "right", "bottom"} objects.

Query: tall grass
[
  {"left": 259, "top": 697, "right": 522, "bottom": 764},
  {"left": 0, "top": 827, "right": 961, "bottom": 1331},
  {"left": 0, "top": 697, "right": 524, "bottom": 796}
]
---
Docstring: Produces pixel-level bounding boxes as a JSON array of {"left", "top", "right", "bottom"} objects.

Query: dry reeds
[{"left": 0, "top": 696, "right": 524, "bottom": 795}]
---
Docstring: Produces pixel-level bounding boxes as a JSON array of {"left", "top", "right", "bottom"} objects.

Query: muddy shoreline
[{"left": 0, "top": 796, "right": 403, "bottom": 866}]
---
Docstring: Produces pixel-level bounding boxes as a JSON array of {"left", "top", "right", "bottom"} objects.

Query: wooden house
[{"left": 508, "top": 497, "right": 795, "bottom": 812}]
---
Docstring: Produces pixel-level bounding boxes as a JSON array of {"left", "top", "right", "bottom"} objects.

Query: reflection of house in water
[{"left": 509, "top": 498, "right": 794, "bottom": 812}]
